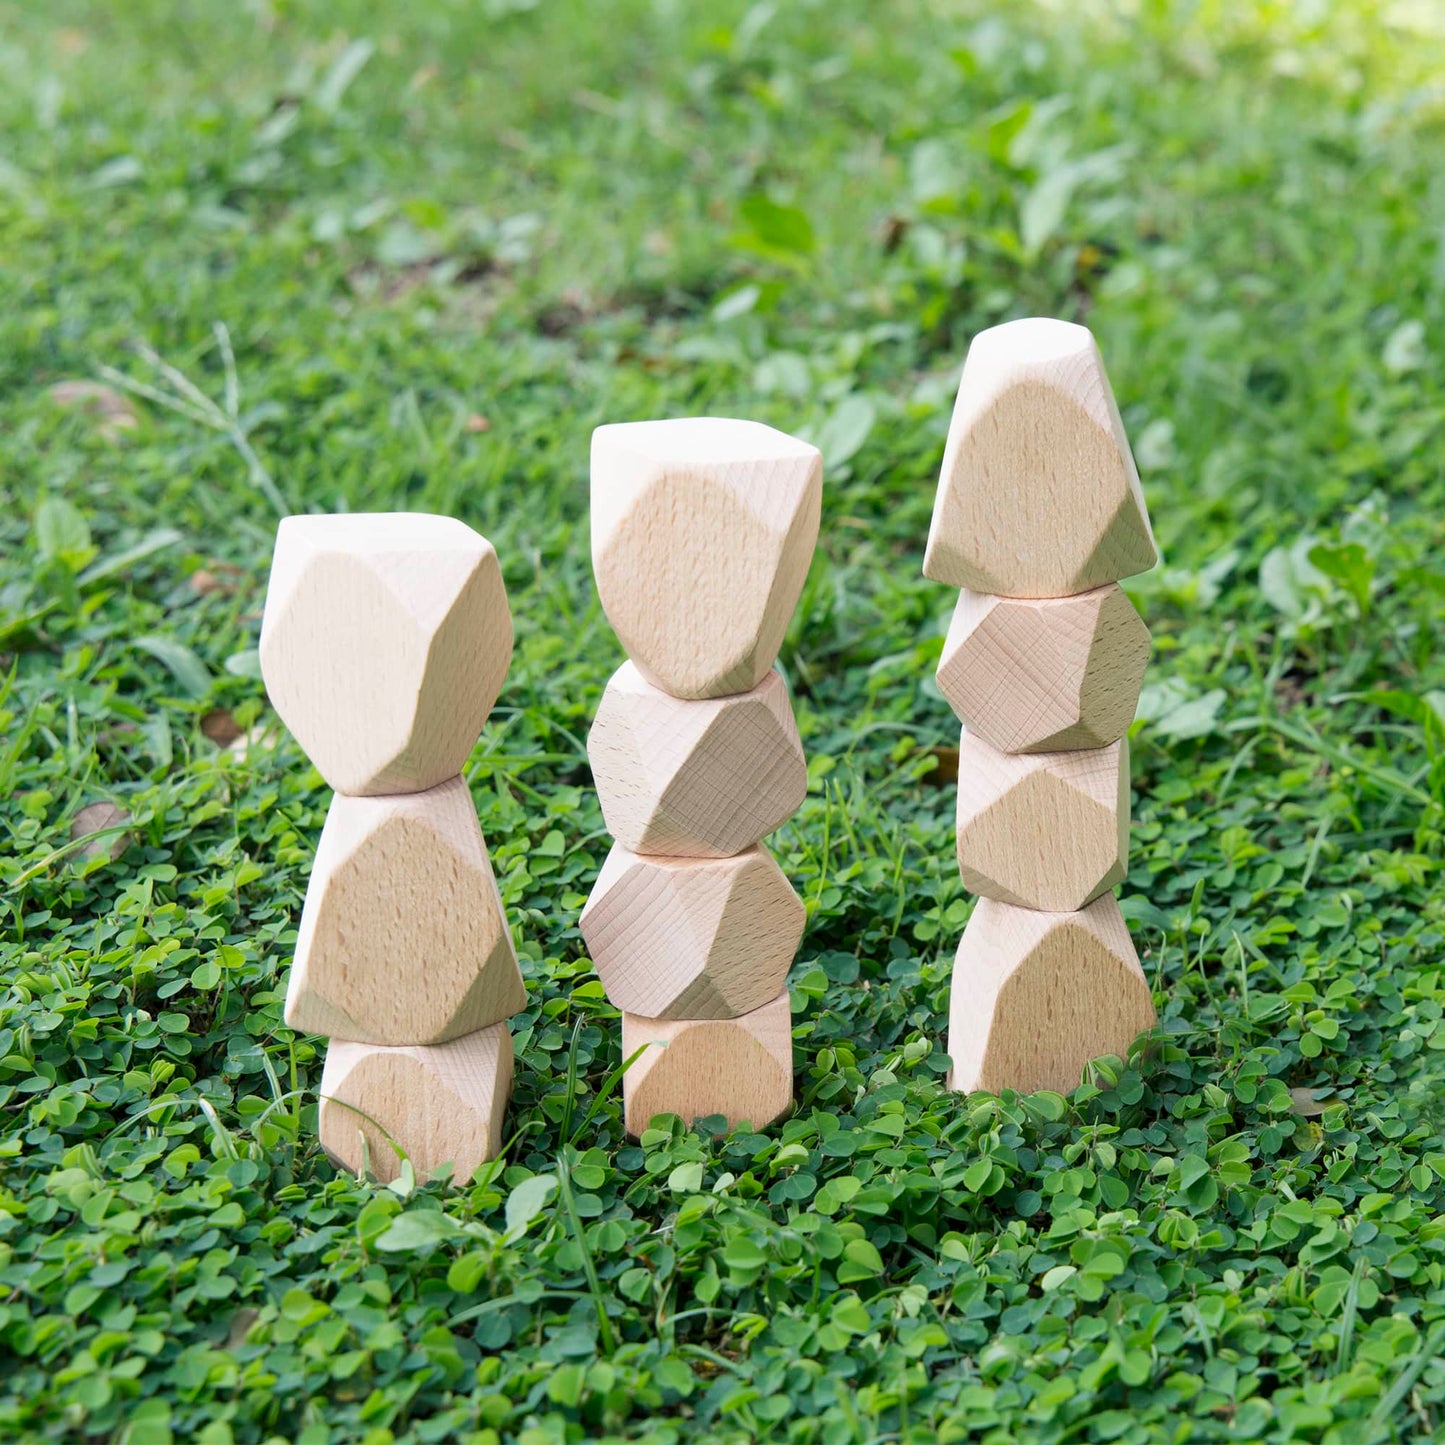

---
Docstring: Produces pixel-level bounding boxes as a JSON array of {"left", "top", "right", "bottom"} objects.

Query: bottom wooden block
[
  {"left": 318, "top": 1024, "right": 513, "bottom": 1184},
  {"left": 947, "top": 894, "right": 1156, "bottom": 1096},
  {"left": 620, "top": 991, "right": 793, "bottom": 1137}
]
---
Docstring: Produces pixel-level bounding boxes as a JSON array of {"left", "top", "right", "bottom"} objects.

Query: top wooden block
[
  {"left": 259, "top": 513, "right": 512, "bottom": 796},
  {"left": 591, "top": 418, "right": 822, "bottom": 699},
  {"left": 922, "top": 319, "right": 1157, "bottom": 598}
]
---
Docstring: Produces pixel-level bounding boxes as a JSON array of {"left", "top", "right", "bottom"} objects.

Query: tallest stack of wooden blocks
[
  {"left": 922, "top": 319, "right": 1160, "bottom": 1094},
  {"left": 580, "top": 418, "right": 823, "bottom": 1137}
]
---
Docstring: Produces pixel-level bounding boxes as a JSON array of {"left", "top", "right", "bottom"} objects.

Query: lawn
[{"left": 2, "top": 0, "right": 1445, "bottom": 1440}]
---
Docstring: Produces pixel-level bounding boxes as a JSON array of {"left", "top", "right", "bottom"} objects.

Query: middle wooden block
[
  {"left": 579, "top": 843, "right": 804, "bottom": 1018},
  {"left": 588, "top": 661, "right": 807, "bottom": 858}
]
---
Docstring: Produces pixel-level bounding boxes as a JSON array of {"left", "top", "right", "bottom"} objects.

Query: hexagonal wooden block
[
  {"left": 588, "top": 662, "right": 807, "bottom": 858},
  {"left": 621, "top": 991, "right": 792, "bottom": 1136},
  {"left": 259, "top": 513, "right": 512, "bottom": 796},
  {"left": 955, "top": 732, "right": 1129, "bottom": 912},
  {"left": 285, "top": 776, "right": 527, "bottom": 1044},
  {"left": 579, "top": 843, "right": 804, "bottom": 1018},
  {"left": 923, "top": 319, "right": 1157, "bottom": 598},
  {"left": 319, "top": 1024, "right": 513, "bottom": 1184},
  {"left": 947, "top": 895, "right": 1156, "bottom": 1095},
  {"left": 591, "top": 418, "right": 822, "bottom": 699},
  {"left": 936, "top": 585, "right": 1150, "bottom": 753}
]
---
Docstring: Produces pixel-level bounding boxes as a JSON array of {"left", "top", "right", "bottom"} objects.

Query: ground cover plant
[{"left": 2, "top": 0, "right": 1445, "bottom": 1440}]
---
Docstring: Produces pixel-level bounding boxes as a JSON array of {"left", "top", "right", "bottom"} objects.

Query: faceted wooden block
[
  {"left": 955, "top": 733, "right": 1129, "bottom": 912},
  {"left": 259, "top": 513, "right": 512, "bottom": 796},
  {"left": 319, "top": 1024, "right": 513, "bottom": 1184},
  {"left": 588, "top": 662, "right": 806, "bottom": 858},
  {"left": 591, "top": 418, "right": 822, "bottom": 699},
  {"left": 922, "top": 319, "right": 1158, "bottom": 598},
  {"left": 621, "top": 991, "right": 793, "bottom": 1136},
  {"left": 947, "top": 895, "right": 1156, "bottom": 1094},
  {"left": 285, "top": 776, "right": 527, "bottom": 1044},
  {"left": 579, "top": 843, "right": 804, "bottom": 1018},
  {"left": 936, "top": 585, "right": 1150, "bottom": 753}
]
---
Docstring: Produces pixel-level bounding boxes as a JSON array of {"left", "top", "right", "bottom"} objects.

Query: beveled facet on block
[
  {"left": 285, "top": 776, "right": 527, "bottom": 1045},
  {"left": 591, "top": 418, "right": 822, "bottom": 699},
  {"left": 580, "top": 843, "right": 804, "bottom": 1018},
  {"left": 955, "top": 732, "right": 1129, "bottom": 912},
  {"left": 923, "top": 319, "right": 1157, "bottom": 598},
  {"left": 936, "top": 585, "right": 1150, "bottom": 754},
  {"left": 947, "top": 895, "right": 1156, "bottom": 1095},
  {"left": 259, "top": 513, "right": 512, "bottom": 796},
  {"left": 588, "top": 662, "right": 806, "bottom": 858},
  {"left": 621, "top": 991, "right": 793, "bottom": 1136},
  {"left": 319, "top": 1024, "right": 514, "bottom": 1183}
]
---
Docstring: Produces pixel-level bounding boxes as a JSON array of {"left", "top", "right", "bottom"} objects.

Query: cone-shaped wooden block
[
  {"left": 580, "top": 843, "right": 804, "bottom": 1018},
  {"left": 923, "top": 319, "right": 1157, "bottom": 598},
  {"left": 947, "top": 895, "right": 1155, "bottom": 1095},
  {"left": 621, "top": 991, "right": 792, "bottom": 1136},
  {"left": 588, "top": 662, "right": 806, "bottom": 858},
  {"left": 955, "top": 733, "right": 1129, "bottom": 912},
  {"left": 285, "top": 777, "right": 527, "bottom": 1045},
  {"left": 937, "top": 585, "right": 1150, "bottom": 753},
  {"left": 591, "top": 418, "right": 822, "bottom": 699},
  {"left": 259, "top": 513, "right": 512, "bottom": 796},
  {"left": 319, "top": 1024, "right": 514, "bottom": 1183}
]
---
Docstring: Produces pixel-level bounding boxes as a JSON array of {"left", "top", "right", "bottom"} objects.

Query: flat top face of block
[
  {"left": 922, "top": 318, "right": 1157, "bottom": 598},
  {"left": 595, "top": 417, "right": 819, "bottom": 468},
  {"left": 259, "top": 512, "right": 512, "bottom": 795}
]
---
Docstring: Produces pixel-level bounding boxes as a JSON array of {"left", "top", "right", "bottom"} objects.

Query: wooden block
[
  {"left": 955, "top": 732, "right": 1128, "bottom": 912},
  {"left": 947, "top": 895, "right": 1156, "bottom": 1094},
  {"left": 319, "top": 1024, "right": 513, "bottom": 1183},
  {"left": 591, "top": 418, "right": 822, "bottom": 699},
  {"left": 922, "top": 318, "right": 1157, "bottom": 598},
  {"left": 260, "top": 513, "right": 512, "bottom": 796},
  {"left": 936, "top": 584, "right": 1150, "bottom": 753},
  {"left": 620, "top": 991, "right": 792, "bottom": 1136},
  {"left": 579, "top": 843, "right": 804, "bottom": 1018},
  {"left": 285, "top": 776, "right": 527, "bottom": 1044},
  {"left": 588, "top": 661, "right": 807, "bottom": 858}
]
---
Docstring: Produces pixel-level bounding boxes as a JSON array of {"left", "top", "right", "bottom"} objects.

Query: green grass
[{"left": 3, "top": 0, "right": 1445, "bottom": 1440}]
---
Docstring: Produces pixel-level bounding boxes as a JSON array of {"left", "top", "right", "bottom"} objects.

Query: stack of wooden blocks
[
  {"left": 580, "top": 418, "right": 823, "bottom": 1136},
  {"left": 259, "top": 513, "right": 528, "bottom": 1181},
  {"left": 922, "top": 319, "right": 1160, "bottom": 1094}
]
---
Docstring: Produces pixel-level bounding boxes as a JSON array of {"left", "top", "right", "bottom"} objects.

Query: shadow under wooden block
[
  {"left": 259, "top": 512, "right": 512, "bottom": 796},
  {"left": 922, "top": 318, "right": 1157, "bottom": 598},
  {"left": 285, "top": 776, "right": 526, "bottom": 1044},
  {"left": 580, "top": 843, "right": 804, "bottom": 1018},
  {"left": 319, "top": 1023, "right": 514, "bottom": 1184},
  {"left": 936, "top": 585, "right": 1150, "bottom": 753},
  {"left": 620, "top": 991, "right": 793, "bottom": 1137},
  {"left": 955, "top": 731, "right": 1129, "bottom": 912},
  {"left": 588, "top": 661, "right": 806, "bottom": 858},
  {"left": 591, "top": 418, "right": 822, "bottom": 699},
  {"left": 947, "top": 895, "right": 1156, "bottom": 1095}
]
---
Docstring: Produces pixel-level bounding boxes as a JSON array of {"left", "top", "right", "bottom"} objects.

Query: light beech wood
[
  {"left": 922, "top": 319, "right": 1157, "bottom": 598},
  {"left": 580, "top": 843, "right": 804, "bottom": 1018},
  {"left": 955, "top": 732, "right": 1129, "bottom": 912},
  {"left": 937, "top": 585, "right": 1150, "bottom": 753},
  {"left": 591, "top": 418, "right": 822, "bottom": 699},
  {"left": 260, "top": 513, "right": 512, "bottom": 796},
  {"left": 588, "top": 662, "right": 806, "bottom": 858},
  {"left": 285, "top": 776, "right": 526, "bottom": 1044},
  {"left": 947, "top": 895, "right": 1156, "bottom": 1094},
  {"left": 621, "top": 991, "right": 792, "bottom": 1135},
  {"left": 319, "top": 1024, "right": 513, "bottom": 1183}
]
